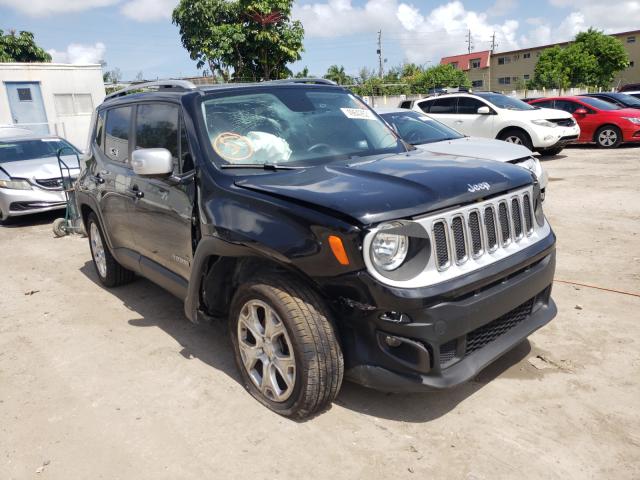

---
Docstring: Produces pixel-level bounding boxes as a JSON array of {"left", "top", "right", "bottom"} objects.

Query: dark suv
[{"left": 76, "top": 79, "right": 557, "bottom": 418}]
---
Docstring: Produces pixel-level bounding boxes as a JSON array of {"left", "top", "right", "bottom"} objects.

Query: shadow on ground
[
  {"left": 0, "top": 210, "right": 61, "bottom": 228},
  {"left": 80, "top": 261, "right": 534, "bottom": 423}
]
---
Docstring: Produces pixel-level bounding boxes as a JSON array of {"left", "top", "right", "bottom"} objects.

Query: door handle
[{"left": 454, "top": 120, "right": 464, "bottom": 124}]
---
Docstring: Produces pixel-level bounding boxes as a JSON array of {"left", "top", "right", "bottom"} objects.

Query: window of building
[
  {"left": 627, "top": 36, "right": 636, "bottom": 43},
  {"left": 498, "top": 77, "right": 511, "bottom": 85},
  {"left": 524, "top": 74, "right": 530, "bottom": 80},
  {"left": 513, "top": 54, "right": 520, "bottom": 61},
  {"left": 523, "top": 52, "right": 531, "bottom": 59},
  {"left": 17, "top": 88, "right": 32, "bottom": 102},
  {"left": 512, "top": 76, "right": 519, "bottom": 82},
  {"left": 104, "top": 106, "right": 132, "bottom": 163},
  {"left": 135, "top": 103, "right": 180, "bottom": 171},
  {"left": 54, "top": 94, "right": 94, "bottom": 116},
  {"left": 630, "top": 61, "right": 636, "bottom": 68},
  {"left": 471, "top": 79, "right": 484, "bottom": 87},
  {"left": 450, "top": 62, "right": 459, "bottom": 69},
  {"left": 498, "top": 57, "right": 511, "bottom": 65},
  {"left": 457, "top": 97, "right": 486, "bottom": 114},
  {"left": 470, "top": 58, "right": 481, "bottom": 69}
]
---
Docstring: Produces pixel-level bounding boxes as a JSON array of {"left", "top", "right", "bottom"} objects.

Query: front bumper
[
  {"left": 324, "top": 232, "right": 556, "bottom": 392},
  {"left": 0, "top": 187, "right": 66, "bottom": 218},
  {"left": 531, "top": 124, "right": 580, "bottom": 149}
]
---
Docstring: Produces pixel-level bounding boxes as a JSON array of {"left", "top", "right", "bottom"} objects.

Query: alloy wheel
[
  {"left": 505, "top": 136, "right": 523, "bottom": 145},
  {"left": 598, "top": 129, "right": 617, "bottom": 147},
  {"left": 237, "top": 300, "right": 296, "bottom": 402},
  {"left": 90, "top": 222, "right": 108, "bottom": 278}
]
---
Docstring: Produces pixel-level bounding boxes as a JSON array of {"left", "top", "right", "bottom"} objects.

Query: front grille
[
  {"left": 439, "top": 340, "right": 457, "bottom": 365},
  {"left": 433, "top": 221, "right": 449, "bottom": 269},
  {"left": 10, "top": 201, "right": 66, "bottom": 211},
  {"left": 465, "top": 298, "right": 535, "bottom": 355},
  {"left": 484, "top": 207, "right": 498, "bottom": 250},
  {"left": 548, "top": 118, "right": 575, "bottom": 127},
  {"left": 511, "top": 198, "right": 523, "bottom": 239},
  {"left": 498, "top": 202, "right": 511, "bottom": 244},
  {"left": 468, "top": 211, "right": 482, "bottom": 256},
  {"left": 522, "top": 194, "right": 533, "bottom": 233},
  {"left": 451, "top": 216, "right": 467, "bottom": 263},
  {"left": 36, "top": 178, "right": 63, "bottom": 189}
]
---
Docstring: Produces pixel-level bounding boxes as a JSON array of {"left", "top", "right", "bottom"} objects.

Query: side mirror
[
  {"left": 477, "top": 106, "right": 491, "bottom": 114},
  {"left": 131, "top": 148, "right": 173, "bottom": 176},
  {"left": 574, "top": 108, "right": 588, "bottom": 115}
]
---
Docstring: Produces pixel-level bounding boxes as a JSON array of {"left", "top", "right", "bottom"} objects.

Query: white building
[{"left": 0, "top": 63, "right": 105, "bottom": 148}]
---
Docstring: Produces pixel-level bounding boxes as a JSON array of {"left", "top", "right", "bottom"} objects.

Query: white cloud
[
  {"left": 48, "top": 42, "right": 106, "bottom": 64},
  {"left": 488, "top": 0, "right": 516, "bottom": 17},
  {"left": 548, "top": 0, "right": 640, "bottom": 33},
  {"left": 0, "top": 0, "right": 118, "bottom": 16},
  {"left": 120, "top": 0, "right": 178, "bottom": 22}
]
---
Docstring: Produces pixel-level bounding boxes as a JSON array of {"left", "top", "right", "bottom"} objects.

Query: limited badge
[{"left": 212, "top": 132, "right": 254, "bottom": 162}]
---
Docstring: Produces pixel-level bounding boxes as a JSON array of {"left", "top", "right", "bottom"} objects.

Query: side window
[
  {"left": 180, "top": 123, "right": 194, "bottom": 173},
  {"left": 95, "top": 111, "right": 105, "bottom": 148},
  {"left": 429, "top": 97, "right": 457, "bottom": 114},
  {"left": 135, "top": 104, "right": 179, "bottom": 170},
  {"left": 533, "top": 100, "right": 554, "bottom": 109},
  {"left": 418, "top": 100, "right": 432, "bottom": 113},
  {"left": 457, "top": 97, "right": 485, "bottom": 114},
  {"left": 105, "top": 106, "right": 132, "bottom": 163},
  {"left": 554, "top": 100, "right": 580, "bottom": 114}
]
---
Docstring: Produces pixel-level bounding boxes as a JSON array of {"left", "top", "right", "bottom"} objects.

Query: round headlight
[{"left": 371, "top": 223, "right": 409, "bottom": 271}]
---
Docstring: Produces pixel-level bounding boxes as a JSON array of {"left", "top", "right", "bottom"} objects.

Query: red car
[{"left": 527, "top": 96, "right": 640, "bottom": 148}]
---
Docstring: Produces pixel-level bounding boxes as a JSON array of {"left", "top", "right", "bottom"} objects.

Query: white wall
[{"left": 0, "top": 63, "right": 105, "bottom": 148}]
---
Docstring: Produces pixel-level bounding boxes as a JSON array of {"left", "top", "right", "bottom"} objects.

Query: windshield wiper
[{"left": 221, "top": 163, "right": 304, "bottom": 171}]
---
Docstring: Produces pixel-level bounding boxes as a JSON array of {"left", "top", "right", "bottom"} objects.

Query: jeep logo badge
[{"left": 467, "top": 182, "right": 491, "bottom": 193}]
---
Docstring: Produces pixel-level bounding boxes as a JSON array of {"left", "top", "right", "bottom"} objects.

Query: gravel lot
[{"left": 1, "top": 146, "right": 639, "bottom": 479}]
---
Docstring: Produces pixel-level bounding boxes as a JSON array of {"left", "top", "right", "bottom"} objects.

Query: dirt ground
[{"left": 1, "top": 145, "right": 639, "bottom": 480}]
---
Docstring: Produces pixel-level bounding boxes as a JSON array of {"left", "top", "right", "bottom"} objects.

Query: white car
[
  {"left": 0, "top": 125, "right": 34, "bottom": 139},
  {"left": 376, "top": 108, "right": 548, "bottom": 192},
  {"left": 408, "top": 92, "right": 580, "bottom": 156}
]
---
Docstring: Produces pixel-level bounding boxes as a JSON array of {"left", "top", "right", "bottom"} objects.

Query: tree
[
  {"left": 408, "top": 64, "right": 470, "bottom": 93},
  {"left": 172, "top": 0, "right": 304, "bottom": 81},
  {"left": 574, "top": 28, "right": 629, "bottom": 87},
  {"left": 324, "top": 65, "right": 352, "bottom": 85},
  {"left": 293, "top": 66, "right": 310, "bottom": 78},
  {"left": 0, "top": 29, "right": 51, "bottom": 63}
]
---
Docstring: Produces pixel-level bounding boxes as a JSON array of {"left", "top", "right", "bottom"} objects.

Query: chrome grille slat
[
  {"left": 511, "top": 197, "right": 523, "bottom": 240},
  {"left": 498, "top": 201, "right": 511, "bottom": 245},
  {"left": 522, "top": 194, "right": 533, "bottom": 234},
  {"left": 484, "top": 206, "right": 498, "bottom": 252},
  {"left": 468, "top": 210, "right": 483, "bottom": 256},
  {"left": 451, "top": 216, "right": 468, "bottom": 264},
  {"left": 433, "top": 221, "right": 450, "bottom": 270}
]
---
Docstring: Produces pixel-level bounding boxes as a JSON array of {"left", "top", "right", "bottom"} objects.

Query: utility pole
[
  {"left": 466, "top": 29, "right": 474, "bottom": 54},
  {"left": 490, "top": 31, "right": 498, "bottom": 53},
  {"left": 377, "top": 30, "right": 384, "bottom": 79}
]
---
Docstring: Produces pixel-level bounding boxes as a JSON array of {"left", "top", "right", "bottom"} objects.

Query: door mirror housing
[
  {"left": 131, "top": 148, "right": 173, "bottom": 176},
  {"left": 574, "top": 108, "right": 588, "bottom": 115},
  {"left": 477, "top": 106, "right": 491, "bottom": 115}
]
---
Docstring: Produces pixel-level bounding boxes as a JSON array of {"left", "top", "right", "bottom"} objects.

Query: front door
[
  {"left": 130, "top": 103, "right": 195, "bottom": 280},
  {"left": 455, "top": 97, "right": 495, "bottom": 138},
  {"left": 5, "top": 82, "right": 49, "bottom": 135}
]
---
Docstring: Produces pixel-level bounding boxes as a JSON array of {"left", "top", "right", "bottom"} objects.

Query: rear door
[
  {"left": 97, "top": 105, "right": 139, "bottom": 255},
  {"left": 420, "top": 97, "right": 461, "bottom": 132},
  {"left": 130, "top": 102, "right": 195, "bottom": 280},
  {"left": 455, "top": 97, "right": 495, "bottom": 137},
  {"left": 554, "top": 100, "right": 597, "bottom": 142}
]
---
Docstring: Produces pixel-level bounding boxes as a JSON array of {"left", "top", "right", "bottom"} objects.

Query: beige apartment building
[{"left": 441, "top": 29, "right": 640, "bottom": 92}]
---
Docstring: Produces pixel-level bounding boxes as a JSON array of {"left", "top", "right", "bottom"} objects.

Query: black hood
[{"left": 235, "top": 151, "right": 534, "bottom": 225}]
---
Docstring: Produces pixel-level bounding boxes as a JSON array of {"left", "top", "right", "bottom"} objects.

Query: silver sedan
[{"left": 0, "top": 135, "right": 80, "bottom": 223}]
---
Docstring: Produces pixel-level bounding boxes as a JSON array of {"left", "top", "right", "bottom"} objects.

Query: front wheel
[
  {"left": 229, "top": 276, "right": 344, "bottom": 419},
  {"left": 498, "top": 129, "right": 533, "bottom": 151},
  {"left": 595, "top": 125, "right": 622, "bottom": 148}
]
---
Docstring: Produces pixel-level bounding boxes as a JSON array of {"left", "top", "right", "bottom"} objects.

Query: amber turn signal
[{"left": 328, "top": 235, "right": 350, "bottom": 266}]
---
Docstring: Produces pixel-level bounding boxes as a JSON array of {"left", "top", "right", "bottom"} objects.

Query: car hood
[
  {"left": 417, "top": 136, "right": 532, "bottom": 162},
  {"left": 0, "top": 155, "right": 80, "bottom": 180},
  {"left": 511, "top": 107, "right": 573, "bottom": 120},
  {"left": 234, "top": 151, "right": 533, "bottom": 225}
]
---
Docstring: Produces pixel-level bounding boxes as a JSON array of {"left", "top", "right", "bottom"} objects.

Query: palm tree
[{"left": 324, "top": 65, "right": 352, "bottom": 85}]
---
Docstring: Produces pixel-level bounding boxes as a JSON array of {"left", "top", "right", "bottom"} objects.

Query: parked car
[
  {"left": 619, "top": 90, "right": 640, "bottom": 100},
  {"left": 618, "top": 83, "right": 640, "bottom": 93},
  {"left": 375, "top": 107, "right": 548, "bottom": 193},
  {"left": 526, "top": 96, "right": 640, "bottom": 148},
  {"left": 77, "top": 79, "right": 557, "bottom": 419},
  {"left": 581, "top": 92, "right": 640, "bottom": 109},
  {"left": 0, "top": 134, "right": 81, "bottom": 223},
  {"left": 406, "top": 92, "right": 580, "bottom": 156}
]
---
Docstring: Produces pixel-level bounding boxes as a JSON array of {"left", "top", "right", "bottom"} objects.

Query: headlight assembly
[
  {"left": 367, "top": 221, "right": 430, "bottom": 280},
  {"left": 531, "top": 119, "right": 558, "bottom": 128},
  {"left": 370, "top": 222, "right": 409, "bottom": 271},
  {"left": 0, "top": 178, "right": 32, "bottom": 190},
  {"left": 622, "top": 117, "right": 640, "bottom": 125}
]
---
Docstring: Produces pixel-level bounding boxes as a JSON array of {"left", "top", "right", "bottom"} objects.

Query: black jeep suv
[{"left": 76, "top": 79, "right": 557, "bottom": 418}]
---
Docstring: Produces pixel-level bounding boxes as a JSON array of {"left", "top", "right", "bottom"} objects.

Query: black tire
[
  {"left": 538, "top": 147, "right": 563, "bottom": 157},
  {"left": 87, "top": 212, "right": 135, "bottom": 287},
  {"left": 229, "top": 275, "right": 343, "bottom": 419},
  {"left": 52, "top": 218, "right": 67, "bottom": 237},
  {"left": 595, "top": 125, "right": 622, "bottom": 148},
  {"left": 498, "top": 129, "right": 533, "bottom": 151}
]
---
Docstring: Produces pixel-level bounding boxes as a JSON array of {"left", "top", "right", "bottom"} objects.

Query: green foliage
[
  {"left": 0, "top": 29, "right": 51, "bottom": 63},
  {"left": 172, "top": 0, "right": 304, "bottom": 81},
  {"left": 293, "top": 66, "right": 310, "bottom": 78},
  {"left": 323, "top": 64, "right": 353, "bottom": 85},
  {"left": 408, "top": 64, "right": 470, "bottom": 92},
  {"left": 531, "top": 28, "right": 629, "bottom": 89}
]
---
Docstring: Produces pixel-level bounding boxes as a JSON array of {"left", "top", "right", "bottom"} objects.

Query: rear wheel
[
  {"left": 498, "top": 129, "right": 533, "bottom": 151},
  {"left": 87, "top": 213, "right": 135, "bottom": 287},
  {"left": 538, "top": 147, "right": 563, "bottom": 157},
  {"left": 52, "top": 218, "right": 68, "bottom": 237},
  {"left": 229, "top": 275, "right": 343, "bottom": 419},
  {"left": 595, "top": 125, "right": 622, "bottom": 148}
]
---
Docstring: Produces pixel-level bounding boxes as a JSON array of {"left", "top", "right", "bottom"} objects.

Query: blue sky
[{"left": 0, "top": 0, "right": 638, "bottom": 80}]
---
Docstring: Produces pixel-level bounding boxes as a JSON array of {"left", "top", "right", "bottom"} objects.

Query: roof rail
[
  {"left": 104, "top": 79, "right": 198, "bottom": 101},
  {"left": 263, "top": 78, "right": 337, "bottom": 86}
]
